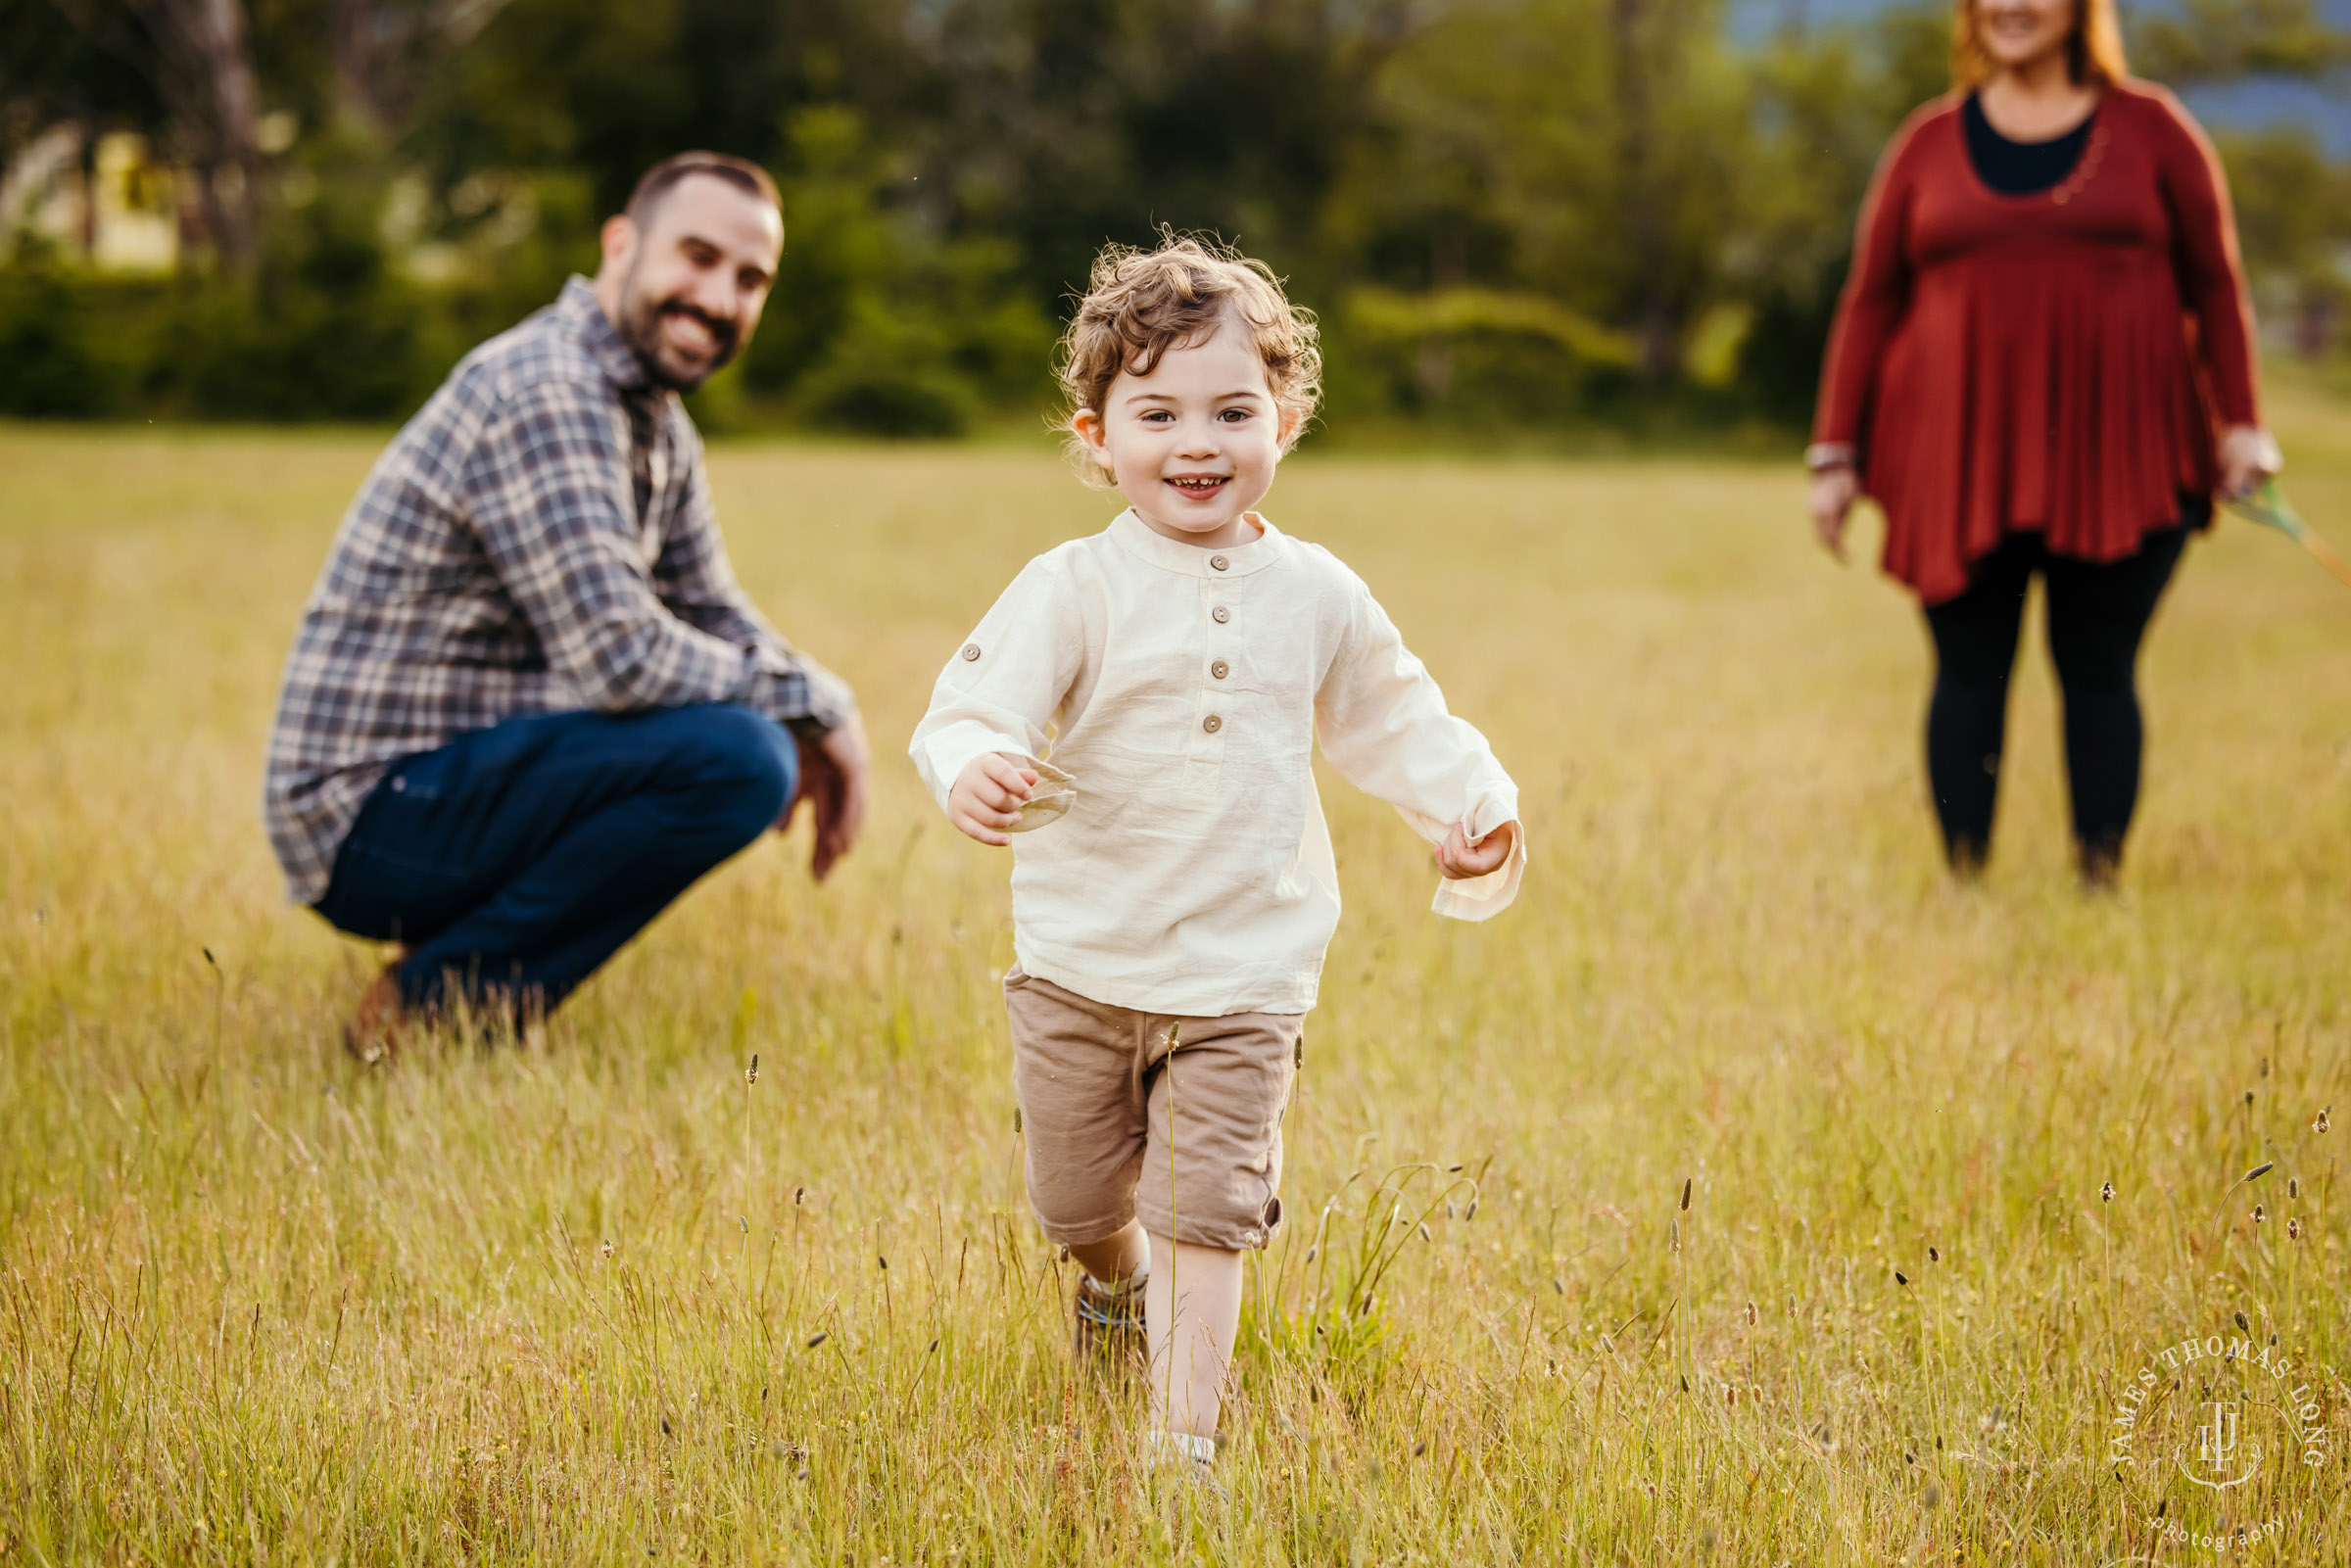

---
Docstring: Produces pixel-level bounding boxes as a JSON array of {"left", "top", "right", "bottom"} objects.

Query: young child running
[{"left": 910, "top": 235, "right": 1525, "bottom": 1477}]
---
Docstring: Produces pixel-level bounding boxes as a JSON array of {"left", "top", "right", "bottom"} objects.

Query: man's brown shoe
[{"left": 343, "top": 963, "right": 406, "bottom": 1065}]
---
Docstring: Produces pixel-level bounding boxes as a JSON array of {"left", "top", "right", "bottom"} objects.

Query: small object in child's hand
[{"left": 1009, "top": 759, "right": 1079, "bottom": 832}]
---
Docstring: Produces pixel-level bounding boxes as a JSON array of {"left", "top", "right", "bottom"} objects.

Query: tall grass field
[{"left": 4, "top": 396, "right": 2349, "bottom": 1563}]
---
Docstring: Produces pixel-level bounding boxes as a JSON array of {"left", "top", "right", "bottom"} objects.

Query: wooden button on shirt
[{"left": 910, "top": 508, "right": 1525, "bottom": 1018}]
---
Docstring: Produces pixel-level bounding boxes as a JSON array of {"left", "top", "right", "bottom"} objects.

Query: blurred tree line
[{"left": 3, "top": 0, "right": 2348, "bottom": 436}]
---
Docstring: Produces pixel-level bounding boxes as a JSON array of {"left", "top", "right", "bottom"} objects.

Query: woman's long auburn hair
[{"left": 1951, "top": 0, "right": 2128, "bottom": 88}]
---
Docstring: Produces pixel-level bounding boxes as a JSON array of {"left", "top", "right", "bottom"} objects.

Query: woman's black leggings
[{"left": 1923, "top": 525, "right": 2189, "bottom": 869}]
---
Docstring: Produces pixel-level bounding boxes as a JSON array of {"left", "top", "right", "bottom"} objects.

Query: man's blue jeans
[{"left": 313, "top": 704, "right": 797, "bottom": 1016}]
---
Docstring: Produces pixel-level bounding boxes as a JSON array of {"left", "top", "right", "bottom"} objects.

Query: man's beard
[{"left": 615, "top": 263, "right": 741, "bottom": 392}]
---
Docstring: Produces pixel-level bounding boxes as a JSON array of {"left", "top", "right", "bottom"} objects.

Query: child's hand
[
  {"left": 1436, "top": 819, "right": 1518, "bottom": 879},
  {"left": 949, "top": 754, "right": 1038, "bottom": 847}
]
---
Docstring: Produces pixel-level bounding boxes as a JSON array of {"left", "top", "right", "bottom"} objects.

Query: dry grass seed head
[{"left": 1057, "top": 231, "right": 1321, "bottom": 482}]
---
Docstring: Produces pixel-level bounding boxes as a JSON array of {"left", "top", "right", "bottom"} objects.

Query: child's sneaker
[
  {"left": 1073, "top": 1271, "right": 1145, "bottom": 1370},
  {"left": 1143, "top": 1429, "right": 1226, "bottom": 1503}
]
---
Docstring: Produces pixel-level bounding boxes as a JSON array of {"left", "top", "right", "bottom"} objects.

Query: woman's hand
[
  {"left": 1809, "top": 465, "right": 1859, "bottom": 561},
  {"left": 947, "top": 753, "right": 1036, "bottom": 847},
  {"left": 2218, "top": 424, "right": 2282, "bottom": 501},
  {"left": 1436, "top": 819, "right": 1518, "bottom": 879}
]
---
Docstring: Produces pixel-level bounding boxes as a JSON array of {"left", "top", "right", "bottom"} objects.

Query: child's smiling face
[{"left": 1074, "top": 313, "right": 1299, "bottom": 551}]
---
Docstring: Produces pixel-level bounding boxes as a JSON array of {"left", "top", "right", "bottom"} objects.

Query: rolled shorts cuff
[
  {"left": 1030, "top": 1197, "right": 1284, "bottom": 1254},
  {"left": 1029, "top": 1212, "right": 1149, "bottom": 1250},
  {"left": 1133, "top": 1191, "right": 1286, "bottom": 1253}
]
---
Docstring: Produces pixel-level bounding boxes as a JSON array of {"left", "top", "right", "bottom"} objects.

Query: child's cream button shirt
[{"left": 910, "top": 510, "right": 1524, "bottom": 1017}]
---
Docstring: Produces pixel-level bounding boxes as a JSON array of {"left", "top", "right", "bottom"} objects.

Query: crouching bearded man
[{"left": 263, "top": 152, "right": 867, "bottom": 1057}]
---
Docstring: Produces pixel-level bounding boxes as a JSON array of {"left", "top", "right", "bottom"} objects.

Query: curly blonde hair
[{"left": 1058, "top": 233, "right": 1321, "bottom": 481}]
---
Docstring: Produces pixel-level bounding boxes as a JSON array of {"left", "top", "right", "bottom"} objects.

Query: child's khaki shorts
[{"left": 1004, "top": 967, "right": 1302, "bottom": 1252}]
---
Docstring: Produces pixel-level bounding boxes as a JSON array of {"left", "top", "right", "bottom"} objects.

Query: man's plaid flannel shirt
[{"left": 263, "top": 276, "right": 853, "bottom": 904}]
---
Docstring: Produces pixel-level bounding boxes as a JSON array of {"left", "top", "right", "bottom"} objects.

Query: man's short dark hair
[{"left": 625, "top": 152, "right": 783, "bottom": 227}]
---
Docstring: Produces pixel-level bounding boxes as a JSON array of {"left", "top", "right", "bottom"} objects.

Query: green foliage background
[{"left": 4, "top": 0, "right": 2349, "bottom": 437}]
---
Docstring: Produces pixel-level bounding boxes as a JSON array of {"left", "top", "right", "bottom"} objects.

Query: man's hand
[
  {"left": 786, "top": 712, "right": 870, "bottom": 881},
  {"left": 1436, "top": 819, "right": 1518, "bottom": 879},
  {"left": 949, "top": 753, "right": 1037, "bottom": 848}
]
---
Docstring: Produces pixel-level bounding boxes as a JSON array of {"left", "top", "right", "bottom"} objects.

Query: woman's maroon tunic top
[{"left": 1812, "top": 81, "right": 2260, "bottom": 604}]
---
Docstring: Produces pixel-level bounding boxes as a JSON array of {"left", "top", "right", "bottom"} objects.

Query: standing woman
[{"left": 1808, "top": 0, "right": 2279, "bottom": 885}]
